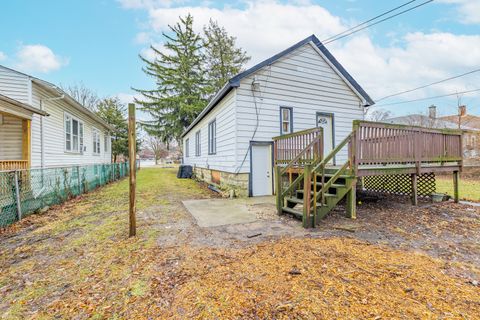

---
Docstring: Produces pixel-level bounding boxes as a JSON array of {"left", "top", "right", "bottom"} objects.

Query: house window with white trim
[
  {"left": 185, "top": 138, "right": 190, "bottom": 157},
  {"left": 92, "top": 128, "right": 101, "bottom": 155},
  {"left": 280, "top": 107, "right": 293, "bottom": 135},
  {"left": 195, "top": 130, "right": 201, "bottom": 156},
  {"left": 208, "top": 120, "right": 216, "bottom": 155},
  {"left": 65, "top": 113, "right": 84, "bottom": 153}
]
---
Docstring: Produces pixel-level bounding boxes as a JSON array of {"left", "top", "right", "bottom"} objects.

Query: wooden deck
[{"left": 273, "top": 120, "right": 463, "bottom": 228}]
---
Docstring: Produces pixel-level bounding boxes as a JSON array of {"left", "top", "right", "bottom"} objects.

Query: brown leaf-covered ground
[{"left": 0, "top": 168, "right": 479, "bottom": 319}]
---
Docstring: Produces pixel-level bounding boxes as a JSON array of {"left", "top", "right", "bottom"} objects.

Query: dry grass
[
  {"left": 0, "top": 168, "right": 479, "bottom": 319},
  {"left": 436, "top": 176, "right": 480, "bottom": 201}
]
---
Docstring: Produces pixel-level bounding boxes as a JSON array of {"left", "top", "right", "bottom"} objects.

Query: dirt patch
[{"left": 1, "top": 168, "right": 480, "bottom": 319}]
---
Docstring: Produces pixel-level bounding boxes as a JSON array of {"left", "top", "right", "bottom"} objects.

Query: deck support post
[
  {"left": 453, "top": 170, "right": 460, "bottom": 203},
  {"left": 411, "top": 174, "right": 418, "bottom": 206},
  {"left": 275, "top": 166, "right": 283, "bottom": 215},
  {"left": 302, "top": 164, "right": 312, "bottom": 228},
  {"left": 346, "top": 179, "right": 357, "bottom": 219}
]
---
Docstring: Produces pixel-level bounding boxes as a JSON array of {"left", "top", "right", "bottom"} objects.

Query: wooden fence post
[
  {"left": 128, "top": 103, "right": 137, "bottom": 237},
  {"left": 346, "top": 179, "right": 357, "bottom": 219},
  {"left": 411, "top": 173, "right": 418, "bottom": 205},
  {"left": 14, "top": 171, "right": 22, "bottom": 220},
  {"left": 453, "top": 170, "right": 460, "bottom": 203},
  {"left": 275, "top": 166, "right": 283, "bottom": 215}
]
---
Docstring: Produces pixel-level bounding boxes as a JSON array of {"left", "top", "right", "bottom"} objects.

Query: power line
[
  {"left": 323, "top": 0, "right": 435, "bottom": 45},
  {"left": 376, "top": 68, "right": 480, "bottom": 102},
  {"left": 374, "top": 88, "right": 480, "bottom": 107},
  {"left": 322, "top": 0, "right": 417, "bottom": 43}
]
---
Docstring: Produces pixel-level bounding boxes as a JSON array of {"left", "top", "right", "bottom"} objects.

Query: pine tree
[
  {"left": 134, "top": 14, "right": 207, "bottom": 145},
  {"left": 203, "top": 19, "right": 250, "bottom": 97},
  {"left": 96, "top": 97, "right": 130, "bottom": 162}
]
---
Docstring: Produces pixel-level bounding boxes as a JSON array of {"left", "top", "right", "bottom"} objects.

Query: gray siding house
[{"left": 182, "top": 35, "right": 373, "bottom": 196}]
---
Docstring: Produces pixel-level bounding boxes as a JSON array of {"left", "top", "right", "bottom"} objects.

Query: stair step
[
  {"left": 320, "top": 173, "right": 352, "bottom": 178},
  {"left": 315, "top": 182, "right": 346, "bottom": 188},
  {"left": 286, "top": 196, "right": 329, "bottom": 206},
  {"left": 296, "top": 190, "right": 337, "bottom": 197},
  {"left": 282, "top": 206, "right": 302, "bottom": 218}
]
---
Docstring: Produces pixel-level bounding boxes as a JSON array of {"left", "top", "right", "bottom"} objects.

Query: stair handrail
[
  {"left": 280, "top": 134, "right": 322, "bottom": 175},
  {"left": 307, "top": 132, "right": 355, "bottom": 226},
  {"left": 312, "top": 132, "right": 353, "bottom": 173}
]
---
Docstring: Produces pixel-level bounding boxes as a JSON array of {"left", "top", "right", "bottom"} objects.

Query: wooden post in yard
[
  {"left": 302, "top": 164, "right": 312, "bottom": 228},
  {"left": 411, "top": 174, "right": 418, "bottom": 206},
  {"left": 346, "top": 179, "right": 357, "bottom": 219},
  {"left": 453, "top": 170, "right": 460, "bottom": 203},
  {"left": 128, "top": 103, "right": 137, "bottom": 237}
]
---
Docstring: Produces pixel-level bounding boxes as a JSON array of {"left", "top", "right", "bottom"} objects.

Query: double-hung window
[
  {"left": 280, "top": 107, "right": 293, "bottom": 135},
  {"left": 195, "top": 130, "right": 201, "bottom": 156},
  {"left": 65, "top": 113, "right": 84, "bottom": 153},
  {"left": 208, "top": 120, "right": 216, "bottom": 155},
  {"left": 185, "top": 138, "right": 190, "bottom": 157},
  {"left": 92, "top": 128, "right": 101, "bottom": 155}
]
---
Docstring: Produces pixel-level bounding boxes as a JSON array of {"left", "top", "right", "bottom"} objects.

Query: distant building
[{"left": 387, "top": 105, "right": 480, "bottom": 167}]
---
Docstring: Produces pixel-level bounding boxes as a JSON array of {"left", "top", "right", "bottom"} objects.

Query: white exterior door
[
  {"left": 316, "top": 113, "right": 334, "bottom": 157},
  {"left": 251, "top": 144, "right": 272, "bottom": 196}
]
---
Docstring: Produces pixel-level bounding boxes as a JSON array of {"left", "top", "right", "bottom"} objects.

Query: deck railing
[
  {"left": 352, "top": 121, "right": 463, "bottom": 169},
  {"left": 0, "top": 160, "right": 29, "bottom": 171},
  {"left": 273, "top": 127, "right": 323, "bottom": 169}
]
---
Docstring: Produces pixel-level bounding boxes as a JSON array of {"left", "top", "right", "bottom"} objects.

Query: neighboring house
[
  {"left": 182, "top": 35, "right": 374, "bottom": 196},
  {"left": 0, "top": 65, "right": 113, "bottom": 170},
  {"left": 387, "top": 105, "right": 480, "bottom": 167}
]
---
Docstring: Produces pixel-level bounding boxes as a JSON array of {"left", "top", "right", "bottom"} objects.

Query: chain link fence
[{"left": 0, "top": 162, "right": 131, "bottom": 228}]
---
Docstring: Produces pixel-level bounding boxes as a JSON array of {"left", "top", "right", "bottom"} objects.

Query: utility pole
[{"left": 128, "top": 103, "right": 137, "bottom": 237}]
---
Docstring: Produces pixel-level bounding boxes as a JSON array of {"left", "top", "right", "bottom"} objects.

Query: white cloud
[
  {"left": 123, "top": 0, "right": 480, "bottom": 114},
  {"left": 438, "top": 0, "right": 480, "bottom": 24},
  {"left": 117, "top": 0, "right": 182, "bottom": 9},
  {"left": 145, "top": 1, "right": 344, "bottom": 62},
  {"left": 331, "top": 32, "right": 480, "bottom": 102},
  {"left": 15, "top": 44, "right": 68, "bottom": 73},
  {"left": 0, "top": 51, "right": 6, "bottom": 61}
]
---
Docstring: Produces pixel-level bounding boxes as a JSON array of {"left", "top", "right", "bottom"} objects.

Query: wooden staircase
[
  {"left": 274, "top": 129, "right": 357, "bottom": 228},
  {"left": 282, "top": 168, "right": 356, "bottom": 226},
  {"left": 273, "top": 120, "right": 464, "bottom": 228}
]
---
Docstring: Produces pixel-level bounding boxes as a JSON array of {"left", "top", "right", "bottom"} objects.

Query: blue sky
[{"left": 0, "top": 0, "right": 479, "bottom": 118}]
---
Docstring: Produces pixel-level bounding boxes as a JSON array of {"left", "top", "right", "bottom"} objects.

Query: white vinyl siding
[
  {"left": 0, "top": 66, "right": 31, "bottom": 104},
  {"left": 30, "top": 83, "right": 111, "bottom": 167},
  {"left": 0, "top": 115, "right": 23, "bottom": 160},
  {"left": 182, "top": 41, "right": 364, "bottom": 175},
  {"left": 182, "top": 90, "right": 236, "bottom": 172},
  {"left": 235, "top": 42, "right": 363, "bottom": 172}
]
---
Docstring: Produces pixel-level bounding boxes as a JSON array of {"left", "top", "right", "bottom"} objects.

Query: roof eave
[
  {"left": 32, "top": 79, "right": 115, "bottom": 131},
  {"left": 181, "top": 82, "right": 235, "bottom": 138}
]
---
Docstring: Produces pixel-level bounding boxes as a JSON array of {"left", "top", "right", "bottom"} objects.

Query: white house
[
  {"left": 182, "top": 35, "right": 374, "bottom": 196},
  {"left": 0, "top": 65, "right": 112, "bottom": 170}
]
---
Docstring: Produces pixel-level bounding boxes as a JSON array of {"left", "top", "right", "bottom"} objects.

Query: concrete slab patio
[{"left": 182, "top": 196, "right": 275, "bottom": 227}]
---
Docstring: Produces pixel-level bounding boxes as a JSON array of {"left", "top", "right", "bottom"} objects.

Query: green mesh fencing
[{"left": 0, "top": 162, "right": 130, "bottom": 228}]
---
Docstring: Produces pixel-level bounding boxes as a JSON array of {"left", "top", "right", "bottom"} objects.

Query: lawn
[
  {"left": 436, "top": 175, "right": 480, "bottom": 201},
  {"left": 1, "top": 168, "right": 479, "bottom": 319}
]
